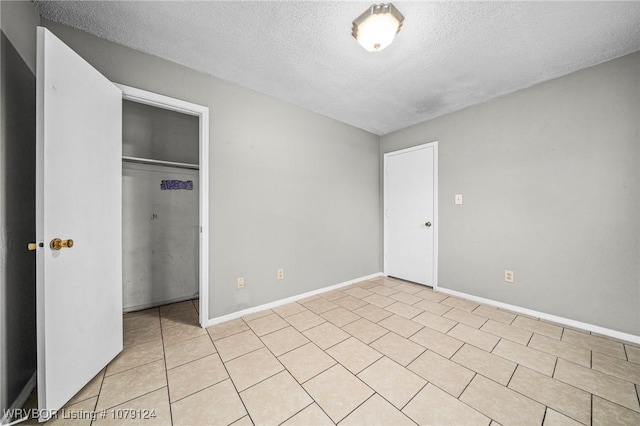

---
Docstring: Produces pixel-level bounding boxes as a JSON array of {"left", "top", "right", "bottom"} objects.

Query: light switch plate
[{"left": 455, "top": 194, "right": 463, "bottom": 205}]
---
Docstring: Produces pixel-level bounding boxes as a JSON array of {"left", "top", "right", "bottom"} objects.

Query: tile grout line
[
  {"left": 319, "top": 312, "right": 362, "bottom": 328},
  {"left": 218, "top": 343, "right": 265, "bottom": 364},
  {"left": 163, "top": 325, "right": 206, "bottom": 346},
  {"left": 91, "top": 386, "right": 170, "bottom": 422},
  {"left": 457, "top": 372, "right": 477, "bottom": 400},
  {"left": 405, "top": 353, "right": 485, "bottom": 400},
  {"left": 335, "top": 392, "right": 378, "bottom": 424},
  {"left": 309, "top": 336, "right": 350, "bottom": 353},
  {"left": 329, "top": 377, "right": 378, "bottom": 424},
  {"left": 253, "top": 328, "right": 335, "bottom": 424},
  {"left": 274, "top": 401, "right": 316, "bottom": 426},
  {"left": 104, "top": 355, "right": 165, "bottom": 380},
  {"left": 511, "top": 363, "right": 638, "bottom": 423},
  {"left": 541, "top": 407, "right": 548, "bottom": 425},
  {"left": 525, "top": 329, "right": 534, "bottom": 346},
  {"left": 473, "top": 372, "right": 548, "bottom": 421},
  {"left": 504, "top": 351, "right": 518, "bottom": 388},
  {"left": 398, "top": 380, "right": 429, "bottom": 413},
  {"left": 436, "top": 374, "right": 497, "bottom": 424},
  {"left": 591, "top": 392, "right": 640, "bottom": 416},
  {"left": 91, "top": 376, "right": 168, "bottom": 412},
  {"left": 623, "top": 343, "right": 629, "bottom": 362},
  {"left": 158, "top": 310, "right": 175, "bottom": 426},
  {"left": 166, "top": 348, "right": 220, "bottom": 372},
  {"left": 531, "top": 394, "right": 592, "bottom": 426},
  {"left": 279, "top": 339, "right": 341, "bottom": 385},
  {"left": 367, "top": 330, "right": 389, "bottom": 346},
  {"left": 206, "top": 321, "right": 255, "bottom": 426},
  {"left": 447, "top": 342, "right": 466, "bottom": 360},
  {"left": 167, "top": 378, "right": 229, "bottom": 405},
  {"left": 92, "top": 311, "right": 167, "bottom": 417},
  {"left": 277, "top": 298, "right": 412, "bottom": 410},
  {"left": 88, "top": 368, "right": 107, "bottom": 426},
  {"left": 207, "top": 316, "right": 258, "bottom": 342},
  {"left": 229, "top": 365, "right": 285, "bottom": 395},
  {"left": 334, "top": 331, "right": 390, "bottom": 358}
]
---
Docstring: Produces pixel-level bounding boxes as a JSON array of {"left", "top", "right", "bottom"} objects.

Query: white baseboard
[
  {"left": 1, "top": 371, "right": 37, "bottom": 426},
  {"left": 437, "top": 286, "right": 640, "bottom": 345},
  {"left": 205, "top": 272, "right": 384, "bottom": 327}
]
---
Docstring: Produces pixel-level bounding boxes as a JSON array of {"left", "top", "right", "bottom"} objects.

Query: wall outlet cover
[{"left": 504, "top": 270, "right": 515, "bottom": 283}]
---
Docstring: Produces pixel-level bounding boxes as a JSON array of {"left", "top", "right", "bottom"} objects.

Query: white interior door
[
  {"left": 384, "top": 143, "right": 437, "bottom": 286},
  {"left": 36, "top": 27, "right": 122, "bottom": 417}
]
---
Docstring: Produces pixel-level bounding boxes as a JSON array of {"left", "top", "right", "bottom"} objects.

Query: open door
[{"left": 35, "top": 27, "right": 122, "bottom": 418}]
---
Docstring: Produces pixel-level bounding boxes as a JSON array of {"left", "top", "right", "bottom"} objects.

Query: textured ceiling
[{"left": 33, "top": 1, "right": 640, "bottom": 135}]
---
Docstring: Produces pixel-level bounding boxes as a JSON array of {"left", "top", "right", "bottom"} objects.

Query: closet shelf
[{"left": 122, "top": 156, "right": 199, "bottom": 170}]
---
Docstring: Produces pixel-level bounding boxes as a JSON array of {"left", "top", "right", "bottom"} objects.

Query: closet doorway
[{"left": 117, "top": 84, "right": 209, "bottom": 326}]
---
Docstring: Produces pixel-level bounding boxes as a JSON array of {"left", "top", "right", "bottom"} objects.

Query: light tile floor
[{"left": 31, "top": 277, "right": 640, "bottom": 425}]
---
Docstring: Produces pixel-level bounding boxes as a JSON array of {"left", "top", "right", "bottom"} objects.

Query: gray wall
[
  {"left": 41, "top": 20, "right": 381, "bottom": 319},
  {"left": 0, "top": 0, "right": 40, "bottom": 415},
  {"left": 122, "top": 163, "right": 199, "bottom": 310},
  {"left": 382, "top": 53, "right": 640, "bottom": 335}
]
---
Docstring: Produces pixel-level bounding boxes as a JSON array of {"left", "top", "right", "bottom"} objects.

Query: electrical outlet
[
  {"left": 504, "top": 270, "right": 514, "bottom": 283},
  {"left": 277, "top": 268, "right": 284, "bottom": 280},
  {"left": 237, "top": 277, "right": 245, "bottom": 289}
]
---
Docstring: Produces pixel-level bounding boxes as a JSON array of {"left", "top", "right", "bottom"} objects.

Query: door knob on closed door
[
  {"left": 50, "top": 238, "right": 74, "bottom": 250},
  {"left": 425, "top": 222, "right": 432, "bottom": 227}
]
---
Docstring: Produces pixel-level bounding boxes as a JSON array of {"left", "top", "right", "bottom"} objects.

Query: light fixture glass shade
[{"left": 352, "top": 3, "right": 404, "bottom": 52}]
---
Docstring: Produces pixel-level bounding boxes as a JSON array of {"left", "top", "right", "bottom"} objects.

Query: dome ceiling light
[{"left": 352, "top": 3, "right": 405, "bottom": 52}]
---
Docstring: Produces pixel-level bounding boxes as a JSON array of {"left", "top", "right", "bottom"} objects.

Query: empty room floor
[{"left": 38, "top": 277, "right": 640, "bottom": 425}]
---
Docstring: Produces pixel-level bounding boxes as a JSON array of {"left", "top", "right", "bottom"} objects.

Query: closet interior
[{"left": 121, "top": 100, "right": 200, "bottom": 311}]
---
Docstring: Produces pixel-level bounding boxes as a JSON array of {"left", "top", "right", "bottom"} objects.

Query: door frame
[
  {"left": 383, "top": 141, "right": 439, "bottom": 289},
  {"left": 115, "top": 84, "right": 210, "bottom": 327}
]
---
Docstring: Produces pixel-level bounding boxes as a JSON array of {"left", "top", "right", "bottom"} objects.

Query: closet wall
[{"left": 122, "top": 100, "right": 199, "bottom": 311}]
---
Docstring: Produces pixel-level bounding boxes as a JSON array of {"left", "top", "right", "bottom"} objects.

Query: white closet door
[{"left": 36, "top": 27, "right": 122, "bottom": 417}]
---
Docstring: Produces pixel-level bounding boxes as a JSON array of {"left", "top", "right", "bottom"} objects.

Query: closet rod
[{"left": 122, "top": 156, "right": 199, "bottom": 170}]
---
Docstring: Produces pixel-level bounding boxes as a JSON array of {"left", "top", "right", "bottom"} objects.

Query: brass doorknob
[{"left": 50, "top": 238, "right": 74, "bottom": 250}]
